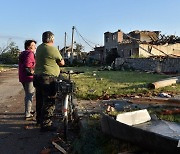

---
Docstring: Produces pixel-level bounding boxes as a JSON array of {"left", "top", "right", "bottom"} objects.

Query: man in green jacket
[{"left": 34, "top": 31, "right": 65, "bottom": 132}]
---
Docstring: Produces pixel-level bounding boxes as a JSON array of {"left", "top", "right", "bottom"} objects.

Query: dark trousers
[{"left": 33, "top": 75, "right": 57, "bottom": 127}]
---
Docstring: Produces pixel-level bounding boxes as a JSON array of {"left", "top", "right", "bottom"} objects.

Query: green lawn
[
  {"left": 65, "top": 67, "right": 180, "bottom": 153},
  {"left": 62, "top": 67, "right": 180, "bottom": 100}
]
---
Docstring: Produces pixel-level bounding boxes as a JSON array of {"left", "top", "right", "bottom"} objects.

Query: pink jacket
[{"left": 18, "top": 50, "right": 35, "bottom": 83}]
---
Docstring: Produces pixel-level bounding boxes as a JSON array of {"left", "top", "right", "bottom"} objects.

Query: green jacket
[{"left": 35, "top": 43, "right": 63, "bottom": 77}]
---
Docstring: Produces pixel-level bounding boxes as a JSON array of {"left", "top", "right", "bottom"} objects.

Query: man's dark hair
[
  {"left": 24, "top": 40, "right": 37, "bottom": 50},
  {"left": 42, "top": 31, "right": 54, "bottom": 43}
]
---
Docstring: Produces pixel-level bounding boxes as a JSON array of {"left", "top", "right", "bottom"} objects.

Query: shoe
[
  {"left": 40, "top": 126, "right": 57, "bottom": 132},
  {"left": 25, "top": 114, "right": 34, "bottom": 121},
  {"left": 30, "top": 110, "right": 36, "bottom": 115}
]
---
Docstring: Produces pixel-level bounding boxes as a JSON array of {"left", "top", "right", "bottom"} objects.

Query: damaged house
[
  {"left": 87, "top": 46, "right": 104, "bottom": 64},
  {"left": 60, "top": 46, "right": 78, "bottom": 61},
  {"left": 104, "top": 29, "right": 180, "bottom": 59},
  {"left": 103, "top": 29, "right": 180, "bottom": 73}
]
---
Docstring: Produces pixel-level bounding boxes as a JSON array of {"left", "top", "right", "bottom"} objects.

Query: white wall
[{"left": 139, "top": 43, "right": 180, "bottom": 57}]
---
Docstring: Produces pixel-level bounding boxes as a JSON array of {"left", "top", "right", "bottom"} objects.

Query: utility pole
[
  {"left": 70, "top": 26, "right": 75, "bottom": 65},
  {"left": 64, "top": 32, "right": 67, "bottom": 58}
]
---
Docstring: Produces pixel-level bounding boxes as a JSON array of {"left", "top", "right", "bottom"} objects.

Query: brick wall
[{"left": 115, "top": 57, "right": 180, "bottom": 73}]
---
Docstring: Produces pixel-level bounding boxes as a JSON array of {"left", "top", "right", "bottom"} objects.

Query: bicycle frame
[{"left": 56, "top": 79, "right": 73, "bottom": 116}]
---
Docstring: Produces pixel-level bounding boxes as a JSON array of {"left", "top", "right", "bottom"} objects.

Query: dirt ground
[{"left": 0, "top": 69, "right": 62, "bottom": 154}]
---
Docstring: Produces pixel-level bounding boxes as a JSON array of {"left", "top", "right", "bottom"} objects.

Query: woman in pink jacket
[{"left": 18, "top": 40, "right": 36, "bottom": 120}]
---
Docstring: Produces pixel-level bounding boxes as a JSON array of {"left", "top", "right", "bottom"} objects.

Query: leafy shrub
[{"left": 0, "top": 52, "right": 18, "bottom": 64}]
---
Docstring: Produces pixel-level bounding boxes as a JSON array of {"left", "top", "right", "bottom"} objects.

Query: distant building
[
  {"left": 104, "top": 29, "right": 180, "bottom": 61},
  {"left": 60, "top": 46, "right": 77, "bottom": 60},
  {"left": 87, "top": 46, "right": 104, "bottom": 64}
]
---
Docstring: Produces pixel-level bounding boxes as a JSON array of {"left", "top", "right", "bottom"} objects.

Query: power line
[
  {"left": 74, "top": 27, "right": 96, "bottom": 49},
  {"left": 75, "top": 29, "right": 83, "bottom": 46}
]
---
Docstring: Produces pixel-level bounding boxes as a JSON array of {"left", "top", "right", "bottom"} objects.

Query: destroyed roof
[{"left": 129, "top": 30, "right": 161, "bottom": 35}]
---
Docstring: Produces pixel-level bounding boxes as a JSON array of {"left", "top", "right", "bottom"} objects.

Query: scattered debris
[
  {"left": 161, "top": 108, "right": 180, "bottom": 115},
  {"left": 100, "top": 91, "right": 110, "bottom": 100},
  {"left": 158, "top": 92, "right": 171, "bottom": 98},
  {"left": 52, "top": 141, "right": 67, "bottom": 154},
  {"left": 106, "top": 105, "right": 115, "bottom": 112},
  {"left": 116, "top": 109, "right": 151, "bottom": 126},
  {"left": 134, "top": 95, "right": 140, "bottom": 98},
  {"left": 40, "top": 148, "right": 51, "bottom": 154},
  {"left": 98, "top": 66, "right": 113, "bottom": 71},
  {"left": 129, "top": 97, "right": 180, "bottom": 107},
  {"left": 149, "top": 34, "right": 180, "bottom": 45},
  {"left": 24, "top": 125, "right": 29, "bottom": 130}
]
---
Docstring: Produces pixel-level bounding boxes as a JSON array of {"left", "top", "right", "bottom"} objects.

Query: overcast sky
[{"left": 0, "top": 0, "right": 180, "bottom": 52}]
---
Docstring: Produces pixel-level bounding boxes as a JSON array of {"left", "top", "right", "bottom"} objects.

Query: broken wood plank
[
  {"left": 161, "top": 108, "right": 180, "bottom": 115},
  {"left": 148, "top": 76, "right": 180, "bottom": 89}
]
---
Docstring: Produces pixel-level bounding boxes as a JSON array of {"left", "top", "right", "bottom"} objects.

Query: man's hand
[{"left": 56, "top": 59, "right": 65, "bottom": 66}]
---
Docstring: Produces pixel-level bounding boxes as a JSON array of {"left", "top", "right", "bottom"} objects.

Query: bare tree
[{"left": 0, "top": 40, "right": 20, "bottom": 64}]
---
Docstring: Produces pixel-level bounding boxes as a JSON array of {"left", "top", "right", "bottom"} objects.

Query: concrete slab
[{"left": 116, "top": 109, "right": 151, "bottom": 126}]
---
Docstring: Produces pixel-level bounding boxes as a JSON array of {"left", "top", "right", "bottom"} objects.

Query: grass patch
[
  {"left": 62, "top": 66, "right": 179, "bottom": 100},
  {"left": 65, "top": 67, "right": 180, "bottom": 153},
  {"left": 0, "top": 64, "right": 17, "bottom": 71},
  {"left": 72, "top": 119, "right": 141, "bottom": 154},
  {"left": 158, "top": 114, "right": 180, "bottom": 122}
]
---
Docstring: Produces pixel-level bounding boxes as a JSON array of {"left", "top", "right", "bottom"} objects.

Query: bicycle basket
[{"left": 56, "top": 80, "right": 74, "bottom": 94}]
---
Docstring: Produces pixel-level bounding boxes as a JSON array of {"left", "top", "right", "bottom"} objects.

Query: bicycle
[{"left": 56, "top": 70, "right": 83, "bottom": 140}]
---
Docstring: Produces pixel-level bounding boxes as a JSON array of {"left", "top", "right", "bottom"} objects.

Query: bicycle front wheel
[
  {"left": 63, "top": 94, "right": 74, "bottom": 140},
  {"left": 63, "top": 115, "right": 68, "bottom": 140}
]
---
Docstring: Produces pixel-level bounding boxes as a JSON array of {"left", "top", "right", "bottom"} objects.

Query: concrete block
[{"left": 116, "top": 109, "right": 151, "bottom": 126}]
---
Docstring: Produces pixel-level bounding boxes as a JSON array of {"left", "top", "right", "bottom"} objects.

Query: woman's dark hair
[
  {"left": 24, "top": 40, "right": 37, "bottom": 50},
  {"left": 42, "top": 31, "right": 54, "bottom": 43}
]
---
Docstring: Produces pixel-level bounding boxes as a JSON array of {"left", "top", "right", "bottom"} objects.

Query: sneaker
[
  {"left": 30, "top": 110, "right": 36, "bottom": 115},
  {"left": 25, "top": 114, "right": 34, "bottom": 121},
  {"left": 40, "top": 126, "right": 57, "bottom": 132}
]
